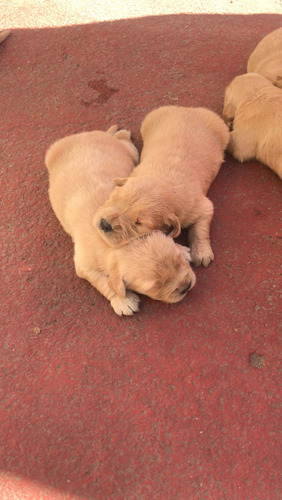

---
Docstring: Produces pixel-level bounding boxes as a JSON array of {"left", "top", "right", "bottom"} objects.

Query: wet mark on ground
[
  {"left": 249, "top": 351, "right": 266, "bottom": 369},
  {"left": 81, "top": 79, "right": 119, "bottom": 106}
]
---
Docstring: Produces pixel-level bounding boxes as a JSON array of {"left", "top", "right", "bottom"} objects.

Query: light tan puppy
[
  {"left": 223, "top": 73, "right": 282, "bottom": 180},
  {"left": 94, "top": 106, "right": 229, "bottom": 267},
  {"left": 45, "top": 126, "right": 196, "bottom": 316},
  {"left": 247, "top": 27, "right": 282, "bottom": 88}
]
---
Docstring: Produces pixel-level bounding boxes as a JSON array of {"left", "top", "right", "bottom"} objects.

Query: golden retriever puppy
[
  {"left": 45, "top": 126, "right": 196, "bottom": 316},
  {"left": 223, "top": 73, "right": 282, "bottom": 180},
  {"left": 247, "top": 27, "right": 282, "bottom": 88},
  {"left": 94, "top": 106, "right": 229, "bottom": 267}
]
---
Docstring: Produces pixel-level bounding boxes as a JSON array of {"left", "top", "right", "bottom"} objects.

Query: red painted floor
[{"left": 1, "top": 9, "right": 281, "bottom": 500}]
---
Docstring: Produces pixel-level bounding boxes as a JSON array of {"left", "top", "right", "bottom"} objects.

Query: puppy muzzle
[
  {"left": 180, "top": 281, "right": 192, "bottom": 295},
  {"left": 100, "top": 218, "right": 113, "bottom": 232}
]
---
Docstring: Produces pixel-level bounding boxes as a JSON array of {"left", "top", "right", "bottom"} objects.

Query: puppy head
[
  {"left": 93, "top": 176, "right": 181, "bottom": 247},
  {"left": 223, "top": 73, "right": 273, "bottom": 128},
  {"left": 108, "top": 232, "right": 196, "bottom": 303}
]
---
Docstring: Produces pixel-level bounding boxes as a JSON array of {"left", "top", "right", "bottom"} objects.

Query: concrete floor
[{"left": 0, "top": 4, "right": 281, "bottom": 500}]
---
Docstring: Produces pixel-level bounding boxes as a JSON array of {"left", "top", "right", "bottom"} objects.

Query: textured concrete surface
[{"left": 0, "top": 4, "right": 281, "bottom": 500}]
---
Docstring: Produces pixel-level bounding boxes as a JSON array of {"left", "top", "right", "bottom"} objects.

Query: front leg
[
  {"left": 74, "top": 259, "right": 140, "bottom": 316},
  {"left": 188, "top": 197, "right": 214, "bottom": 267}
]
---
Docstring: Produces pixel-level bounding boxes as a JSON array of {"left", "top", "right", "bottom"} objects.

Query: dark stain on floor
[
  {"left": 88, "top": 78, "right": 119, "bottom": 104},
  {"left": 249, "top": 351, "right": 266, "bottom": 369}
]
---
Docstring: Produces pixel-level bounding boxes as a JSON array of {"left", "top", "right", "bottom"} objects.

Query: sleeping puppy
[
  {"left": 94, "top": 106, "right": 229, "bottom": 267},
  {"left": 223, "top": 73, "right": 282, "bottom": 180},
  {"left": 45, "top": 126, "right": 196, "bottom": 316},
  {"left": 247, "top": 27, "right": 282, "bottom": 88}
]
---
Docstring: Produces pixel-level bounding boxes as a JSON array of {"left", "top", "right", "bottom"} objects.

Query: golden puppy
[
  {"left": 94, "top": 106, "right": 229, "bottom": 267},
  {"left": 223, "top": 73, "right": 282, "bottom": 180},
  {"left": 247, "top": 27, "right": 282, "bottom": 88},
  {"left": 45, "top": 126, "right": 196, "bottom": 316}
]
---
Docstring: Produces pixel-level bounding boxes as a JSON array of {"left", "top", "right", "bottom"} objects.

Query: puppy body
[
  {"left": 45, "top": 127, "right": 196, "bottom": 315},
  {"left": 223, "top": 73, "right": 282, "bottom": 179},
  {"left": 140, "top": 105, "right": 229, "bottom": 197},
  {"left": 94, "top": 106, "right": 229, "bottom": 266},
  {"left": 247, "top": 27, "right": 282, "bottom": 88}
]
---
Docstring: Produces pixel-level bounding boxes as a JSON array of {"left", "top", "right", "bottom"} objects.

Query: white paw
[
  {"left": 191, "top": 245, "right": 214, "bottom": 267},
  {"left": 111, "top": 291, "right": 140, "bottom": 316},
  {"left": 177, "top": 244, "right": 192, "bottom": 263}
]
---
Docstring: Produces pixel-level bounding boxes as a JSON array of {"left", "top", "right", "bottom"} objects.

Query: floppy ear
[
  {"left": 162, "top": 214, "right": 181, "bottom": 238},
  {"left": 108, "top": 263, "right": 127, "bottom": 297},
  {"left": 222, "top": 102, "right": 235, "bottom": 125},
  {"left": 114, "top": 177, "right": 128, "bottom": 187}
]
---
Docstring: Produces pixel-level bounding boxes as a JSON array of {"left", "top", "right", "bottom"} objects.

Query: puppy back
[
  {"left": 45, "top": 130, "right": 135, "bottom": 175},
  {"left": 46, "top": 130, "right": 138, "bottom": 237},
  {"left": 141, "top": 105, "right": 229, "bottom": 152},
  {"left": 247, "top": 27, "right": 282, "bottom": 72}
]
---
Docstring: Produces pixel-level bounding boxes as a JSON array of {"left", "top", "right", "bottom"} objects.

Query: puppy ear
[
  {"left": 222, "top": 103, "right": 235, "bottom": 125},
  {"left": 114, "top": 177, "right": 128, "bottom": 187},
  {"left": 108, "top": 263, "right": 127, "bottom": 298},
  {"left": 162, "top": 214, "right": 181, "bottom": 238}
]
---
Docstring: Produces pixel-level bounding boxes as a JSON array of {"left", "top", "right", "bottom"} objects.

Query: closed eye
[
  {"left": 177, "top": 282, "right": 192, "bottom": 295},
  {"left": 135, "top": 220, "right": 142, "bottom": 226}
]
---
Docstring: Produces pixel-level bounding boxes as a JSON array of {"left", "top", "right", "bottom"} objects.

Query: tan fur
[
  {"left": 223, "top": 73, "right": 282, "bottom": 180},
  {"left": 247, "top": 28, "right": 282, "bottom": 88},
  {"left": 222, "top": 73, "right": 272, "bottom": 128},
  {"left": 45, "top": 126, "right": 196, "bottom": 316},
  {"left": 94, "top": 106, "right": 229, "bottom": 267},
  {"left": 0, "top": 30, "right": 11, "bottom": 44}
]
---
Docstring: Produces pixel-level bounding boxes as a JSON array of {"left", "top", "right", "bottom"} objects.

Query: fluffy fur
[
  {"left": 94, "top": 106, "right": 229, "bottom": 266},
  {"left": 223, "top": 73, "right": 282, "bottom": 179},
  {"left": 45, "top": 126, "right": 196, "bottom": 316},
  {"left": 247, "top": 27, "right": 282, "bottom": 88}
]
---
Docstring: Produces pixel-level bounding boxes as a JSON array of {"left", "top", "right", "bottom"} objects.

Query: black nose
[
  {"left": 180, "top": 281, "right": 192, "bottom": 294},
  {"left": 100, "top": 218, "right": 113, "bottom": 232}
]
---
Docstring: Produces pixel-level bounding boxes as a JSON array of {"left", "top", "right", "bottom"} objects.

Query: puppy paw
[
  {"left": 176, "top": 244, "right": 192, "bottom": 263},
  {"left": 191, "top": 244, "right": 214, "bottom": 267},
  {"left": 111, "top": 291, "right": 140, "bottom": 316}
]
